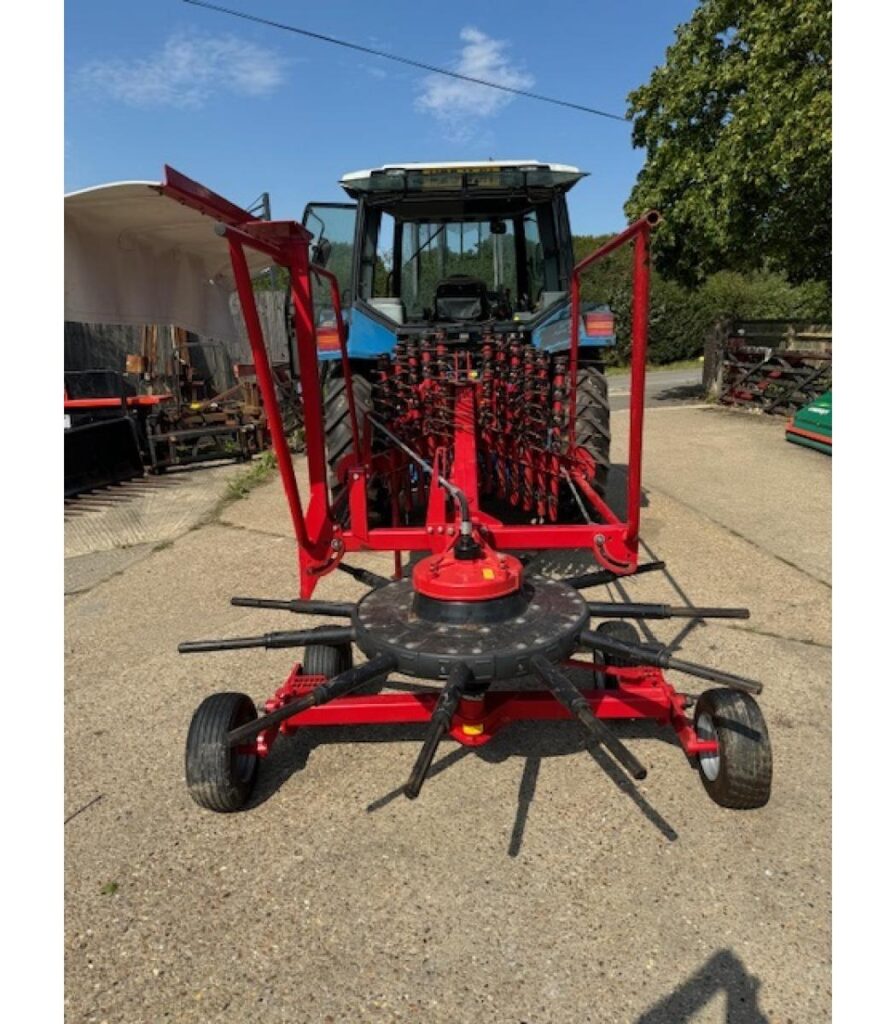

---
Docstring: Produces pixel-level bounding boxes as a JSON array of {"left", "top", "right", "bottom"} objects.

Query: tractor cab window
[
  {"left": 399, "top": 218, "right": 517, "bottom": 322},
  {"left": 372, "top": 213, "right": 396, "bottom": 298},
  {"left": 523, "top": 211, "right": 546, "bottom": 305},
  {"left": 302, "top": 202, "right": 357, "bottom": 323}
]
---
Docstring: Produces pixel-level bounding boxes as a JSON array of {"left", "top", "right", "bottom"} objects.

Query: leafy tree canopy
[
  {"left": 625, "top": 0, "right": 831, "bottom": 286},
  {"left": 574, "top": 233, "right": 830, "bottom": 365}
]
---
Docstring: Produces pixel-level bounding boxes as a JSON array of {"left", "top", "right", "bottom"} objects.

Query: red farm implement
[{"left": 167, "top": 164, "right": 772, "bottom": 814}]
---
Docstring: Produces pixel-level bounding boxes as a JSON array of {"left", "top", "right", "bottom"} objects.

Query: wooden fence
[{"left": 704, "top": 319, "right": 832, "bottom": 415}]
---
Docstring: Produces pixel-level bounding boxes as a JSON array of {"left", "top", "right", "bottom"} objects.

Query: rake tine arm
[
  {"left": 530, "top": 655, "right": 647, "bottom": 781},
  {"left": 587, "top": 602, "right": 750, "bottom": 621},
  {"left": 231, "top": 596, "right": 356, "bottom": 617},
  {"left": 403, "top": 663, "right": 471, "bottom": 800},
  {"left": 178, "top": 625, "right": 355, "bottom": 654},
  {"left": 580, "top": 629, "right": 763, "bottom": 694},
  {"left": 563, "top": 561, "right": 665, "bottom": 590},
  {"left": 226, "top": 653, "right": 398, "bottom": 747},
  {"left": 336, "top": 563, "right": 392, "bottom": 589}
]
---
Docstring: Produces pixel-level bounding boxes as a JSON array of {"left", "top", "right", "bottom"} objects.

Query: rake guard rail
[{"left": 569, "top": 210, "right": 661, "bottom": 551}]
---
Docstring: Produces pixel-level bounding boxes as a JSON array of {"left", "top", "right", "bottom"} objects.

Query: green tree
[
  {"left": 574, "top": 233, "right": 830, "bottom": 366},
  {"left": 625, "top": 0, "right": 831, "bottom": 286}
]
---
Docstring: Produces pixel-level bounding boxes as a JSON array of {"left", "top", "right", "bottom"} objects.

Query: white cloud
[
  {"left": 415, "top": 27, "right": 534, "bottom": 140},
  {"left": 76, "top": 33, "right": 288, "bottom": 109}
]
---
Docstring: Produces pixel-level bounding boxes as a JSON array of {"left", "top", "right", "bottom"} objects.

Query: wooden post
[{"left": 704, "top": 318, "right": 731, "bottom": 400}]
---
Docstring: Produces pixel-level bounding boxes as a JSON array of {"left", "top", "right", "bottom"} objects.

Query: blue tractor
[{"left": 301, "top": 161, "right": 617, "bottom": 522}]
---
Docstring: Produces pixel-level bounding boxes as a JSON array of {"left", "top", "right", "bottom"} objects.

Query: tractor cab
[
  {"left": 302, "top": 161, "right": 617, "bottom": 521},
  {"left": 303, "top": 161, "right": 615, "bottom": 358}
]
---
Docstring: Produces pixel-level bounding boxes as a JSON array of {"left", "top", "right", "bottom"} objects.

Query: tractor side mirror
[
  {"left": 489, "top": 219, "right": 508, "bottom": 235},
  {"left": 311, "top": 237, "right": 332, "bottom": 268}
]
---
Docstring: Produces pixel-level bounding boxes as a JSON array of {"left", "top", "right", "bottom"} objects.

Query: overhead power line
[{"left": 182, "top": 0, "right": 628, "bottom": 122}]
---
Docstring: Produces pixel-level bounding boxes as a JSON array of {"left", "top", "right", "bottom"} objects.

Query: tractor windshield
[
  {"left": 399, "top": 219, "right": 519, "bottom": 320},
  {"left": 390, "top": 211, "right": 549, "bottom": 323}
]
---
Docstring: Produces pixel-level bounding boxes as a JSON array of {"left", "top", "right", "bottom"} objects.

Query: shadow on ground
[
  {"left": 652, "top": 383, "right": 706, "bottom": 404},
  {"left": 636, "top": 949, "right": 768, "bottom": 1023},
  {"left": 244, "top": 715, "right": 681, "bottom": 851}
]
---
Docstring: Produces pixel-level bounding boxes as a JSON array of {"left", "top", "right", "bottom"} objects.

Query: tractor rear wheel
[
  {"left": 323, "top": 369, "right": 372, "bottom": 522},
  {"left": 185, "top": 692, "right": 259, "bottom": 812},
  {"left": 694, "top": 688, "right": 772, "bottom": 809},
  {"left": 572, "top": 364, "right": 611, "bottom": 498}
]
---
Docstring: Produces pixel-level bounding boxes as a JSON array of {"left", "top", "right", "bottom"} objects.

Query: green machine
[{"left": 785, "top": 390, "right": 832, "bottom": 454}]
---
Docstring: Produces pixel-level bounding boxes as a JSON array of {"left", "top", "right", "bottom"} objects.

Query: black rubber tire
[
  {"left": 185, "top": 692, "right": 259, "bottom": 813},
  {"left": 693, "top": 688, "right": 772, "bottom": 809},
  {"left": 593, "top": 619, "right": 641, "bottom": 689},
  {"left": 323, "top": 370, "right": 372, "bottom": 520},
  {"left": 304, "top": 641, "right": 353, "bottom": 678},
  {"left": 573, "top": 364, "right": 611, "bottom": 497},
  {"left": 557, "top": 362, "right": 610, "bottom": 518}
]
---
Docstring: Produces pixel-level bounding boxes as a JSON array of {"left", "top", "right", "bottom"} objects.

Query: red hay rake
[{"left": 166, "top": 167, "right": 772, "bottom": 815}]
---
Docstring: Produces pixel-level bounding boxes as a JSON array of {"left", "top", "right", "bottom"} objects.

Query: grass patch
[
  {"left": 224, "top": 450, "right": 278, "bottom": 501},
  {"left": 100, "top": 881, "right": 119, "bottom": 896}
]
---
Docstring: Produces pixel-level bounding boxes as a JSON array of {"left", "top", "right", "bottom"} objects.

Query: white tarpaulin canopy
[{"left": 65, "top": 181, "right": 271, "bottom": 344}]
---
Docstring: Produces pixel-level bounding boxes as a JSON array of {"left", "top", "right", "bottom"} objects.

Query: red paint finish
[
  {"left": 228, "top": 233, "right": 310, "bottom": 552},
  {"left": 64, "top": 395, "right": 171, "bottom": 409},
  {"left": 785, "top": 422, "right": 832, "bottom": 447},
  {"left": 411, "top": 543, "right": 523, "bottom": 601},
  {"left": 569, "top": 211, "right": 660, "bottom": 570},
  {"left": 252, "top": 662, "right": 717, "bottom": 761}
]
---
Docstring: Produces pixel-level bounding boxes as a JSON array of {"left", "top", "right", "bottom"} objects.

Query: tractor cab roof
[{"left": 340, "top": 161, "right": 586, "bottom": 215}]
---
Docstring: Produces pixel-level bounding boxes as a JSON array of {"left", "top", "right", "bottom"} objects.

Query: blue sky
[{"left": 66, "top": 1, "right": 697, "bottom": 234}]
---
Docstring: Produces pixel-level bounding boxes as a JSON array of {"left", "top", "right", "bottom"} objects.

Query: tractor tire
[
  {"left": 573, "top": 364, "right": 611, "bottom": 498},
  {"left": 304, "top": 641, "right": 353, "bottom": 678},
  {"left": 323, "top": 370, "right": 372, "bottom": 521},
  {"left": 185, "top": 692, "right": 259, "bottom": 812},
  {"left": 693, "top": 688, "right": 772, "bottom": 809}
]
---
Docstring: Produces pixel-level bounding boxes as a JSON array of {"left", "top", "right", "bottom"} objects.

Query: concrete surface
[
  {"left": 64, "top": 462, "right": 249, "bottom": 559},
  {"left": 64, "top": 462, "right": 250, "bottom": 594},
  {"left": 608, "top": 365, "right": 705, "bottom": 411},
  {"left": 64, "top": 406, "right": 831, "bottom": 1023},
  {"left": 613, "top": 405, "right": 831, "bottom": 586}
]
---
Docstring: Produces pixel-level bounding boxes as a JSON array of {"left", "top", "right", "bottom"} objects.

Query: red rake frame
[
  {"left": 162, "top": 165, "right": 661, "bottom": 594},
  {"left": 162, "top": 167, "right": 710, "bottom": 762}
]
